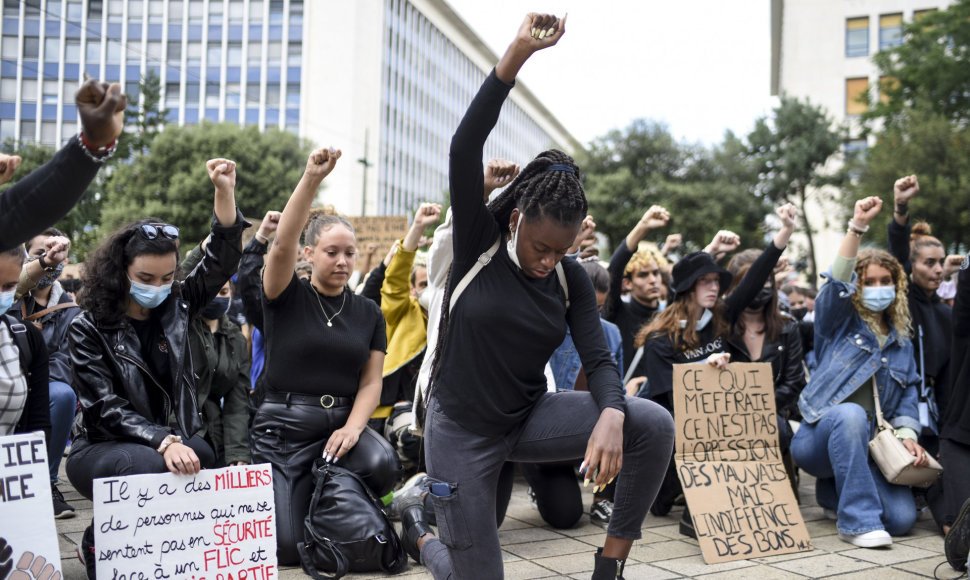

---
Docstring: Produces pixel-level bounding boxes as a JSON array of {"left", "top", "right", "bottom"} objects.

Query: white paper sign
[
  {"left": 0, "top": 432, "right": 62, "bottom": 578},
  {"left": 93, "top": 463, "right": 278, "bottom": 580}
]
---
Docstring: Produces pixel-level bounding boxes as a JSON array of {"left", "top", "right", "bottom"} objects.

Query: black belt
[{"left": 263, "top": 392, "right": 354, "bottom": 409}]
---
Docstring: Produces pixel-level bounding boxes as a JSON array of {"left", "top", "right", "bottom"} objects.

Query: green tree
[
  {"left": 101, "top": 122, "right": 313, "bottom": 247},
  {"left": 116, "top": 69, "right": 169, "bottom": 160},
  {"left": 747, "top": 95, "right": 844, "bottom": 283},
  {"left": 580, "top": 120, "right": 768, "bottom": 255}
]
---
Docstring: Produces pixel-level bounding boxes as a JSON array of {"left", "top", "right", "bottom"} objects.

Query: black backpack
[
  {"left": 4, "top": 313, "right": 32, "bottom": 373},
  {"left": 297, "top": 460, "right": 408, "bottom": 579}
]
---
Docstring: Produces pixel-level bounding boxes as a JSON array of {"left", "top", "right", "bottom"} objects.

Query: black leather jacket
[
  {"left": 726, "top": 318, "right": 807, "bottom": 418},
  {"left": 69, "top": 211, "right": 248, "bottom": 448}
]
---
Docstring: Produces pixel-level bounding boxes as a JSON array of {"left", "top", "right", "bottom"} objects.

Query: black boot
[
  {"left": 396, "top": 494, "right": 435, "bottom": 563},
  {"left": 591, "top": 547, "right": 626, "bottom": 579}
]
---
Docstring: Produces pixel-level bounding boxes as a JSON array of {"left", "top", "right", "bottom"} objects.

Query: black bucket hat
[{"left": 671, "top": 251, "right": 733, "bottom": 296}]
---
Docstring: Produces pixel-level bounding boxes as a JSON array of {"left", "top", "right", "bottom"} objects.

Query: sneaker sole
[
  {"left": 54, "top": 509, "right": 76, "bottom": 519},
  {"left": 945, "top": 497, "right": 970, "bottom": 571},
  {"left": 839, "top": 533, "right": 892, "bottom": 548}
]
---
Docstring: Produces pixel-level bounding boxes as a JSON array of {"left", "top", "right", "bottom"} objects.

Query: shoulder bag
[{"left": 868, "top": 378, "right": 942, "bottom": 488}]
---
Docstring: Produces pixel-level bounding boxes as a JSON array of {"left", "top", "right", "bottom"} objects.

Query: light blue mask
[
  {"left": 0, "top": 289, "right": 15, "bottom": 314},
  {"left": 862, "top": 285, "right": 895, "bottom": 312},
  {"left": 129, "top": 277, "right": 172, "bottom": 309}
]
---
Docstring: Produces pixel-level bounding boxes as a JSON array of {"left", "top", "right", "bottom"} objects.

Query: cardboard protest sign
[
  {"left": 347, "top": 215, "right": 409, "bottom": 253},
  {"left": 93, "top": 463, "right": 277, "bottom": 579},
  {"left": 0, "top": 432, "right": 62, "bottom": 578},
  {"left": 673, "top": 362, "right": 812, "bottom": 563}
]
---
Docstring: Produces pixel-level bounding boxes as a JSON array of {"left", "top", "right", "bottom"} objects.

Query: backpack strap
[
  {"left": 24, "top": 301, "right": 78, "bottom": 322},
  {"left": 555, "top": 263, "right": 570, "bottom": 309},
  {"left": 448, "top": 237, "right": 501, "bottom": 313},
  {"left": 4, "top": 314, "right": 32, "bottom": 376},
  {"left": 623, "top": 346, "right": 644, "bottom": 385}
]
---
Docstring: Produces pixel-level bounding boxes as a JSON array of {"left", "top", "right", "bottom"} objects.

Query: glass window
[
  {"left": 227, "top": 43, "right": 242, "bottom": 66},
  {"left": 147, "top": 0, "right": 164, "bottom": 22},
  {"left": 65, "top": 40, "right": 80, "bottom": 62},
  {"left": 106, "top": 40, "right": 123, "bottom": 64},
  {"left": 188, "top": 0, "right": 203, "bottom": 22},
  {"left": 21, "top": 79, "right": 37, "bottom": 101},
  {"left": 206, "top": 82, "right": 219, "bottom": 107},
  {"left": 21, "top": 120, "right": 36, "bottom": 139},
  {"left": 1, "top": 36, "right": 18, "bottom": 58},
  {"left": 87, "top": 0, "right": 103, "bottom": 20},
  {"left": 247, "top": 42, "right": 261, "bottom": 62},
  {"left": 187, "top": 41, "right": 202, "bottom": 66},
  {"left": 61, "top": 123, "right": 75, "bottom": 143},
  {"left": 228, "top": 1, "right": 244, "bottom": 23},
  {"left": 249, "top": 0, "right": 263, "bottom": 20},
  {"left": 269, "top": 1, "right": 282, "bottom": 24},
  {"left": 167, "top": 40, "right": 181, "bottom": 61},
  {"left": 246, "top": 82, "right": 259, "bottom": 103},
  {"left": 287, "top": 42, "right": 300, "bottom": 67},
  {"left": 66, "top": 0, "right": 82, "bottom": 21},
  {"left": 846, "top": 77, "right": 869, "bottom": 115},
  {"left": 2, "top": 0, "right": 18, "bottom": 17},
  {"left": 226, "top": 90, "right": 240, "bottom": 107},
  {"left": 286, "top": 83, "right": 299, "bottom": 107},
  {"left": 208, "top": 1, "right": 223, "bottom": 17},
  {"left": 44, "top": 38, "right": 61, "bottom": 61},
  {"left": 266, "top": 83, "right": 279, "bottom": 106},
  {"left": 128, "top": 0, "right": 142, "bottom": 19},
  {"left": 107, "top": 0, "right": 124, "bottom": 22},
  {"left": 169, "top": 0, "right": 183, "bottom": 20},
  {"left": 206, "top": 43, "right": 221, "bottom": 65},
  {"left": 267, "top": 42, "right": 281, "bottom": 65},
  {"left": 146, "top": 40, "right": 162, "bottom": 61},
  {"left": 125, "top": 81, "right": 139, "bottom": 102},
  {"left": 41, "top": 121, "right": 56, "bottom": 145},
  {"left": 23, "top": 0, "right": 40, "bottom": 15},
  {"left": 845, "top": 17, "right": 869, "bottom": 57},
  {"left": 165, "top": 82, "right": 180, "bottom": 106},
  {"left": 0, "top": 80, "right": 15, "bottom": 101},
  {"left": 0, "top": 119, "right": 14, "bottom": 141},
  {"left": 24, "top": 37, "right": 40, "bottom": 59},
  {"left": 62, "top": 80, "right": 75, "bottom": 102},
  {"left": 47, "top": 0, "right": 62, "bottom": 18},
  {"left": 289, "top": 1, "right": 303, "bottom": 26},
  {"left": 879, "top": 13, "right": 903, "bottom": 50},
  {"left": 85, "top": 41, "right": 100, "bottom": 64},
  {"left": 185, "top": 81, "right": 199, "bottom": 103},
  {"left": 42, "top": 80, "right": 58, "bottom": 104}
]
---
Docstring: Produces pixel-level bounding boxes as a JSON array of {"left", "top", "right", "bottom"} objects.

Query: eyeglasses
[{"left": 139, "top": 223, "right": 180, "bottom": 240}]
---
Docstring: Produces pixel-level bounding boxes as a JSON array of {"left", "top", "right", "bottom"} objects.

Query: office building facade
[{"left": 0, "top": 0, "right": 577, "bottom": 216}]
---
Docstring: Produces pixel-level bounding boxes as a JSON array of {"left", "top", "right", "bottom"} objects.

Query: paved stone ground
[{"left": 53, "top": 464, "right": 956, "bottom": 579}]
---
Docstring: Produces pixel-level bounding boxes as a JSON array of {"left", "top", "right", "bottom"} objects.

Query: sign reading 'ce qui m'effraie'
[
  {"left": 672, "top": 362, "right": 812, "bottom": 564},
  {"left": 93, "top": 463, "right": 277, "bottom": 579},
  {"left": 0, "top": 432, "right": 62, "bottom": 578}
]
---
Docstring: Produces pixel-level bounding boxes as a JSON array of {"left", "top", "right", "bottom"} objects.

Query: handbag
[
  {"left": 297, "top": 459, "right": 408, "bottom": 579},
  {"left": 868, "top": 378, "right": 943, "bottom": 488}
]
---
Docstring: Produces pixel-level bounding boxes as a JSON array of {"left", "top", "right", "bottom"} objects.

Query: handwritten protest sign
[
  {"left": 94, "top": 464, "right": 277, "bottom": 579},
  {"left": 673, "top": 362, "right": 812, "bottom": 563},
  {"left": 0, "top": 432, "right": 62, "bottom": 578},
  {"left": 348, "top": 216, "right": 409, "bottom": 253}
]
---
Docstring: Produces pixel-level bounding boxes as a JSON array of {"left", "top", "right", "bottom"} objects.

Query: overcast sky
[{"left": 447, "top": 0, "right": 778, "bottom": 148}]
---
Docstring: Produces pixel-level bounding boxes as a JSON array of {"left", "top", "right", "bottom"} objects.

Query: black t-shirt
[
  {"left": 434, "top": 70, "right": 626, "bottom": 437},
  {"left": 262, "top": 273, "right": 386, "bottom": 397},
  {"left": 129, "top": 314, "right": 173, "bottom": 394}
]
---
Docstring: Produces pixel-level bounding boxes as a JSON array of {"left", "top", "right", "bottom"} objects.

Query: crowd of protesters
[{"left": 4, "top": 13, "right": 970, "bottom": 580}]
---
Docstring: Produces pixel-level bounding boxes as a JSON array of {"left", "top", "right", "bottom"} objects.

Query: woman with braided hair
[{"left": 393, "top": 13, "right": 674, "bottom": 580}]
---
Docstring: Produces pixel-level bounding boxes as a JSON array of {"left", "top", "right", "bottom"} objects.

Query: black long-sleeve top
[
  {"left": 0, "top": 135, "right": 101, "bottom": 251},
  {"left": 640, "top": 242, "right": 784, "bottom": 408},
  {"left": 605, "top": 241, "right": 660, "bottom": 370},
  {"left": 432, "top": 70, "right": 626, "bottom": 437},
  {"left": 236, "top": 237, "right": 269, "bottom": 332},
  {"left": 887, "top": 219, "right": 951, "bottom": 414},
  {"left": 942, "top": 255, "right": 970, "bottom": 445}
]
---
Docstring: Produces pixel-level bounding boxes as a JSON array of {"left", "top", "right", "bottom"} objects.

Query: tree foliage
[
  {"left": 747, "top": 95, "right": 845, "bottom": 283},
  {"left": 101, "top": 122, "right": 313, "bottom": 247},
  {"left": 579, "top": 120, "right": 768, "bottom": 255},
  {"left": 116, "top": 69, "right": 169, "bottom": 160}
]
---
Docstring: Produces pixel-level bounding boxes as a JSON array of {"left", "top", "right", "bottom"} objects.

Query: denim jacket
[
  {"left": 797, "top": 270, "right": 920, "bottom": 433},
  {"left": 550, "top": 319, "right": 623, "bottom": 391}
]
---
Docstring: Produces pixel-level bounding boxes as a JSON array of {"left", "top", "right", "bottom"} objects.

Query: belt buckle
[{"left": 320, "top": 394, "right": 335, "bottom": 408}]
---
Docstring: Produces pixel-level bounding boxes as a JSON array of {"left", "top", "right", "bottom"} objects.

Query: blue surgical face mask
[
  {"left": 0, "top": 289, "right": 15, "bottom": 314},
  {"left": 507, "top": 213, "right": 525, "bottom": 270},
  {"left": 201, "top": 296, "right": 231, "bottom": 320},
  {"left": 861, "top": 285, "right": 895, "bottom": 312},
  {"left": 128, "top": 277, "right": 172, "bottom": 309}
]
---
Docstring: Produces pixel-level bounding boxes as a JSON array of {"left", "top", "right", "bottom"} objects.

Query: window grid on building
[
  {"left": 845, "top": 16, "right": 869, "bottom": 57},
  {"left": 845, "top": 77, "right": 869, "bottom": 116},
  {"left": 879, "top": 12, "right": 903, "bottom": 50},
  {"left": 378, "top": 0, "right": 556, "bottom": 216},
  {"left": 0, "top": 0, "right": 303, "bottom": 147}
]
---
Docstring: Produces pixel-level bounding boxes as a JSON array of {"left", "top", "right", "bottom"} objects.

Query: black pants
[
  {"left": 250, "top": 400, "right": 399, "bottom": 565},
  {"left": 65, "top": 435, "right": 215, "bottom": 500},
  {"left": 941, "top": 437, "right": 970, "bottom": 528},
  {"left": 520, "top": 462, "right": 585, "bottom": 529}
]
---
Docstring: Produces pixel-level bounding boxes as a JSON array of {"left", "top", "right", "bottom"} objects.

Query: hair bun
[{"left": 911, "top": 221, "right": 933, "bottom": 238}]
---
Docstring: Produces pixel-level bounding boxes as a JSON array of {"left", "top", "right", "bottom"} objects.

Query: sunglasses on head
[{"left": 139, "top": 223, "right": 180, "bottom": 240}]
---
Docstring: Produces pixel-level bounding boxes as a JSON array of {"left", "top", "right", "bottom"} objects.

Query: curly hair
[
  {"left": 624, "top": 245, "right": 668, "bottom": 278},
  {"left": 852, "top": 248, "right": 912, "bottom": 339},
  {"left": 423, "top": 149, "right": 588, "bottom": 421},
  {"left": 78, "top": 218, "right": 181, "bottom": 326}
]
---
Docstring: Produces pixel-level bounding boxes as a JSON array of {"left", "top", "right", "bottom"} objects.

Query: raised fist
[{"left": 894, "top": 175, "right": 919, "bottom": 206}]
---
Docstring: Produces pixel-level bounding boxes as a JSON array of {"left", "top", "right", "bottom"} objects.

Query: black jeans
[
  {"left": 65, "top": 435, "right": 215, "bottom": 500},
  {"left": 941, "top": 437, "right": 970, "bottom": 528},
  {"left": 520, "top": 461, "right": 585, "bottom": 529},
  {"left": 250, "top": 400, "right": 399, "bottom": 565},
  {"left": 420, "top": 391, "right": 674, "bottom": 579}
]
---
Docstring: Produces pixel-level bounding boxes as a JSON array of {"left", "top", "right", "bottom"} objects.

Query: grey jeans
[{"left": 420, "top": 391, "right": 675, "bottom": 579}]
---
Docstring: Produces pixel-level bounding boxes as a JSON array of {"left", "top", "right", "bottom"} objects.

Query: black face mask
[
  {"left": 747, "top": 287, "right": 774, "bottom": 310},
  {"left": 791, "top": 307, "right": 808, "bottom": 321},
  {"left": 201, "top": 296, "right": 231, "bottom": 320}
]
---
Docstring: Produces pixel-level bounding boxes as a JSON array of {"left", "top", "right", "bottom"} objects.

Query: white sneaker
[{"left": 839, "top": 530, "right": 892, "bottom": 548}]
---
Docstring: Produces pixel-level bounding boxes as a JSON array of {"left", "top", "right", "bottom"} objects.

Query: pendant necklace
[{"left": 313, "top": 287, "right": 346, "bottom": 327}]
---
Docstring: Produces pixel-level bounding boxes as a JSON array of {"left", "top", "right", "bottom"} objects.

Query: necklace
[{"left": 313, "top": 287, "right": 346, "bottom": 327}]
